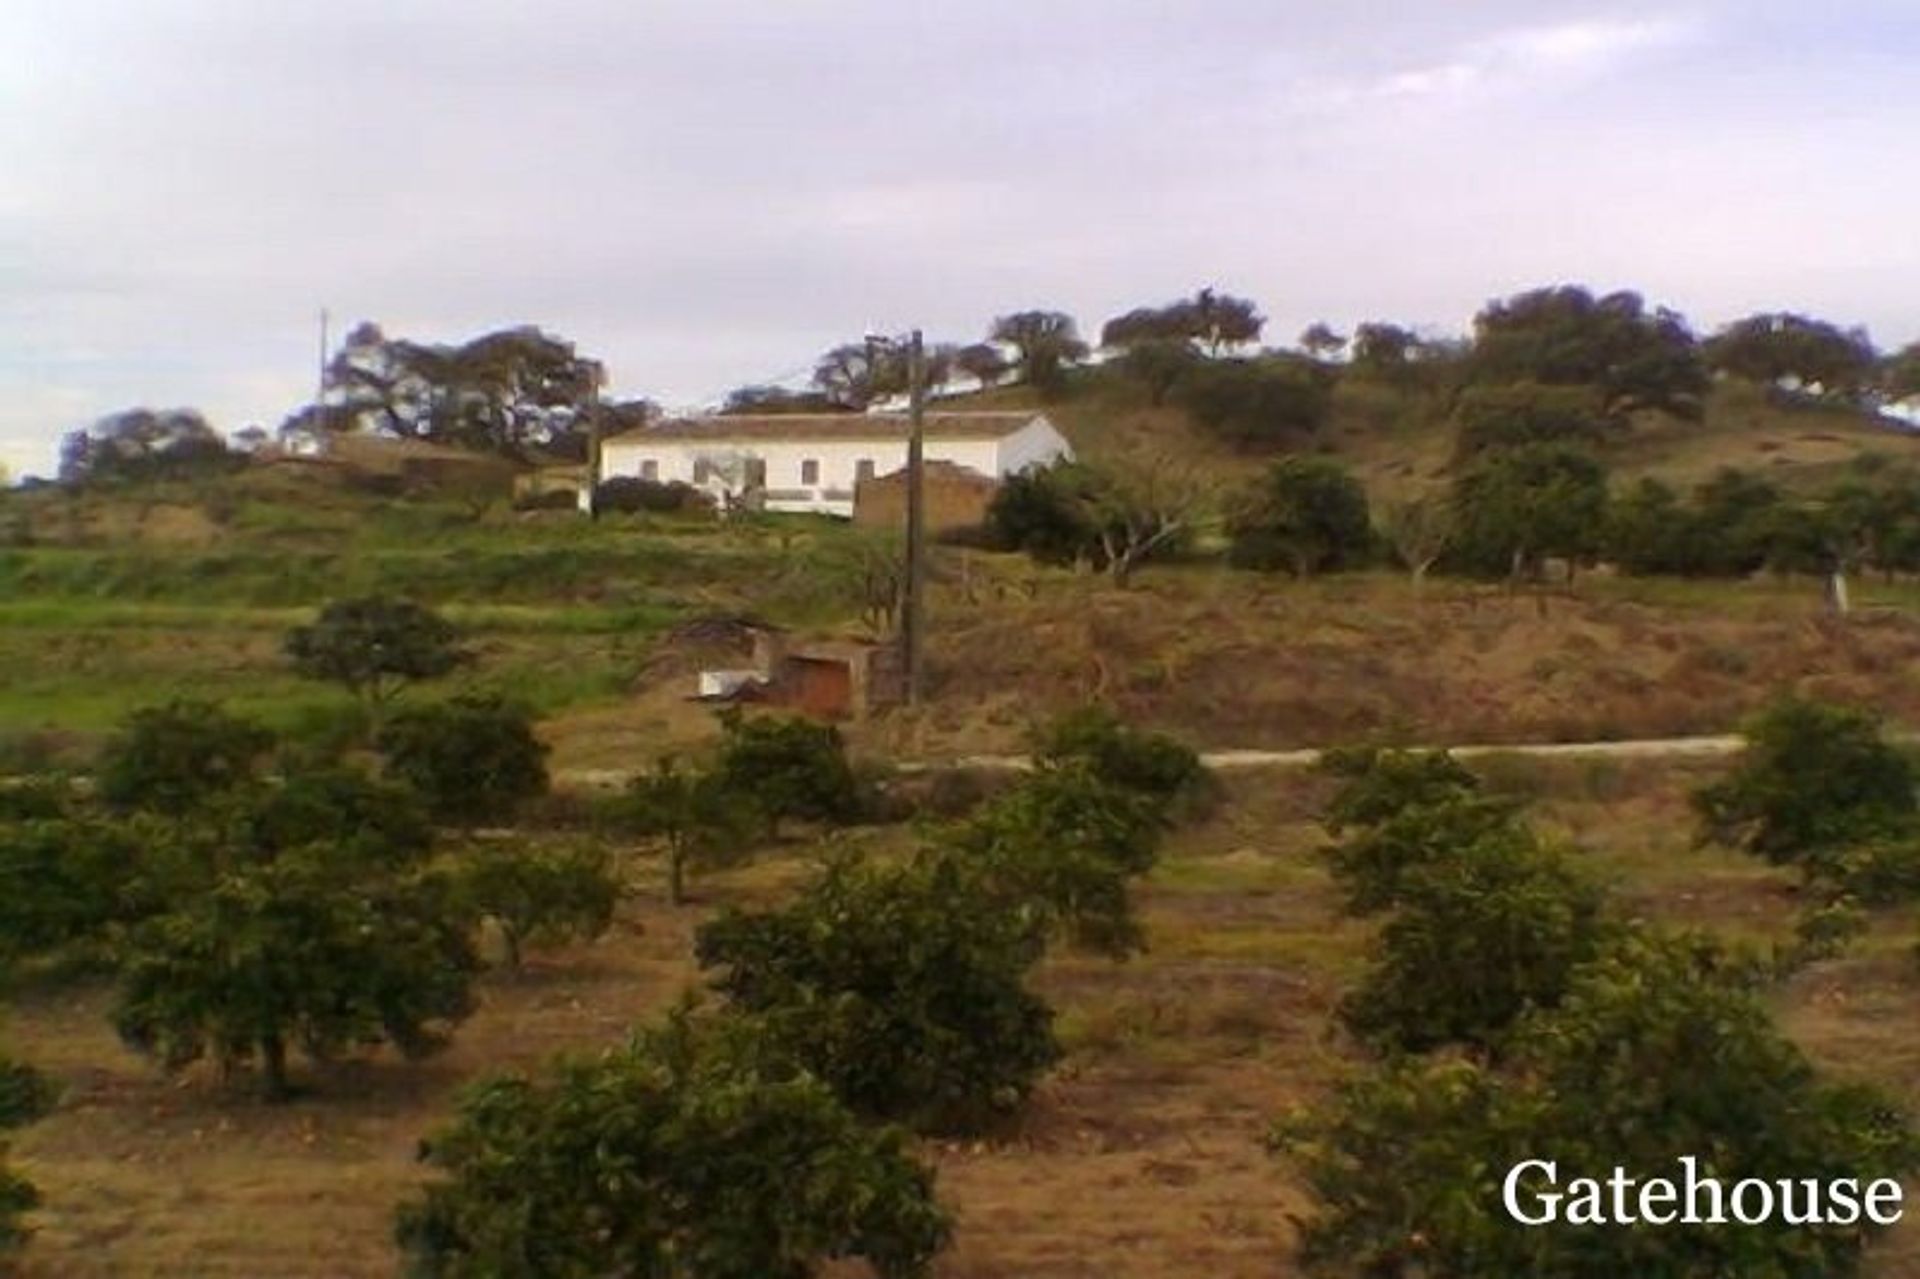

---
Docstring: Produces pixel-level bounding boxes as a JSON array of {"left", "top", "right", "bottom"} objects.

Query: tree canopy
[
  {"left": 1468, "top": 285, "right": 1709, "bottom": 420},
  {"left": 58, "top": 408, "right": 239, "bottom": 486},
  {"left": 396, "top": 1010, "right": 952, "bottom": 1279}
]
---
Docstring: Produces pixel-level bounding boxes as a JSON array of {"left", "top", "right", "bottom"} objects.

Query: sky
[{"left": 3, "top": 0, "right": 1917, "bottom": 478}]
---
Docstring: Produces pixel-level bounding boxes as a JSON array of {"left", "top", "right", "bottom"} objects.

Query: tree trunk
[
  {"left": 1827, "top": 569, "right": 1851, "bottom": 616},
  {"left": 259, "top": 1032, "right": 291, "bottom": 1102},
  {"left": 669, "top": 845, "right": 687, "bottom": 906},
  {"left": 1410, "top": 561, "right": 1431, "bottom": 595},
  {"left": 502, "top": 925, "right": 523, "bottom": 971}
]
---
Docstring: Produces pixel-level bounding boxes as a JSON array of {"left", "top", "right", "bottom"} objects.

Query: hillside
[
  {"left": 5, "top": 375, "right": 1920, "bottom": 770},
  {"left": 962, "top": 369, "right": 1920, "bottom": 504}
]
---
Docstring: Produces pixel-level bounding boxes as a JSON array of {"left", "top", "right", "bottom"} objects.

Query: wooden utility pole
[
  {"left": 903, "top": 328, "right": 927, "bottom": 705},
  {"left": 584, "top": 358, "right": 604, "bottom": 521}
]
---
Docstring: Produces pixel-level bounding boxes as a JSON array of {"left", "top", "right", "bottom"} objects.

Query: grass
[{"left": 13, "top": 761, "right": 1920, "bottom": 1276}]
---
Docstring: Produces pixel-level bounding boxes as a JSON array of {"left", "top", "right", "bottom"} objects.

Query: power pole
[
  {"left": 903, "top": 328, "right": 927, "bottom": 705},
  {"left": 584, "top": 358, "right": 604, "bottom": 521}
]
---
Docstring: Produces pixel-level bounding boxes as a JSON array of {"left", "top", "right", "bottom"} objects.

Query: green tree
[
  {"left": 983, "top": 459, "right": 1103, "bottom": 567},
  {"left": 1349, "top": 322, "right": 1424, "bottom": 380},
  {"left": 615, "top": 757, "right": 759, "bottom": 905},
  {"left": 113, "top": 835, "right": 478, "bottom": 1099},
  {"left": 1449, "top": 382, "right": 1612, "bottom": 462},
  {"left": 1318, "top": 747, "right": 1482, "bottom": 836},
  {"left": 1298, "top": 322, "right": 1347, "bottom": 361},
  {"left": 1028, "top": 704, "right": 1208, "bottom": 812},
  {"left": 1282, "top": 932, "right": 1919, "bottom": 1278},
  {"left": 456, "top": 841, "right": 620, "bottom": 969},
  {"left": 696, "top": 856, "right": 1058, "bottom": 1132},
  {"left": 942, "top": 762, "right": 1166, "bottom": 957},
  {"left": 377, "top": 695, "right": 550, "bottom": 825},
  {"left": 285, "top": 596, "right": 468, "bottom": 713},
  {"left": 1468, "top": 285, "right": 1708, "bottom": 420},
  {"left": 1177, "top": 356, "right": 1333, "bottom": 450},
  {"left": 0, "top": 816, "right": 149, "bottom": 964},
  {"left": 395, "top": 1010, "right": 951, "bottom": 1279},
  {"left": 989, "top": 310, "right": 1089, "bottom": 397},
  {"left": 1706, "top": 312, "right": 1880, "bottom": 403},
  {"left": 1060, "top": 456, "right": 1203, "bottom": 588},
  {"left": 1446, "top": 444, "right": 1608, "bottom": 580},
  {"left": 97, "top": 700, "right": 273, "bottom": 816},
  {"left": 1115, "top": 336, "right": 1201, "bottom": 405},
  {"left": 57, "top": 407, "right": 239, "bottom": 486},
  {"left": 711, "top": 710, "right": 861, "bottom": 835},
  {"left": 1226, "top": 456, "right": 1373, "bottom": 577},
  {"left": 955, "top": 341, "right": 1011, "bottom": 389},
  {"left": 1340, "top": 822, "right": 1609, "bottom": 1053},
  {"left": 1693, "top": 697, "right": 1916, "bottom": 868},
  {"left": 1100, "top": 288, "right": 1263, "bottom": 354}
]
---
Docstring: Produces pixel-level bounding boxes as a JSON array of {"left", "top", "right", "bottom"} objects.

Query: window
[
  {"left": 855, "top": 458, "right": 876, "bottom": 484},
  {"left": 640, "top": 459, "right": 659, "bottom": 481},
  {"left": 800, "top": 458, "right": 820, "bottom": 485},
  {"left": 693, "top": 457, "right": 712, "bottom": 484},
  {"left": 745, "top": 457, "right": 767, "bottom": 487}
]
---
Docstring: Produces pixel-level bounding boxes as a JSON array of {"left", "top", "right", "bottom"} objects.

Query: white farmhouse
[{"left": 596, "top": 411, "right": 1073, "bottom": 517}]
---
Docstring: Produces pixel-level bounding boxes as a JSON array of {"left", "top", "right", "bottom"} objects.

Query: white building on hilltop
[{"left": 596, "top": 411, "right": 1073, "bottom": 517}]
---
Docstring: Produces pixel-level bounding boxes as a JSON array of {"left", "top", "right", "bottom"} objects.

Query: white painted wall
[{"left": 599, "top": 415, "right": 1074, "bottom": 516}]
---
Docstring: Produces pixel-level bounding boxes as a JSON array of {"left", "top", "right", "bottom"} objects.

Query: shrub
[
  {"left": 114, "top": 848, "right": 479, "bottom": 1100},
  {"left": 285, "top": 596, "right": 469, "bottom": 710},
  {"left": 1339, "top": 826, "right": 1609, "bottom": 1053},
  {"left": 395, "top": 1010, "right": 951, "bottom": 1279},
  {"left": 456, "top": 841, "right": 620, "bottom": 968},
  {"left": 377, "top": 695, "right": 551, "bottom": 825},
  {"left": 612, "top": 758, "right": 760, "bottom": 905},
  {"left": 1318, "top": 748, "right": 1482, "bottom": 835},
  {"left": 1694, "top": 698, "right": 1917, "bottom": 868},
  {"left": 97, "top": 700, "right": 273, "bottom": 816},
  {"left": 696, "top": 856, "right": 1058, "bottom": 1133},
  {"left": 1225, "top": 457, "right": 1374, "bottom": 576},
  {"left": 1028, "top": 705, "right": 1209, "bottom": 813},
  {"left": 593, "top": 476, "right": 712, "bottom": 515},
  {"left": 711, "top": 710, "right": 862, "bottom": 833},
  {"left": 1282, "top": 932, "right": 1920, "bottom": 1277},
  {"left": 943, "top": 763, "right": 1166, "bottom": 958}
]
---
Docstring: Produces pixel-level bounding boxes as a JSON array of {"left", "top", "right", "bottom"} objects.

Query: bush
[
  {"left": 592, "top": 476, "right": 711, "bottom": 515},
  {"left": 1176, "top": 356, "right": 1333, "bottom": 450},
  {"left": 1225, "top": 457, "right": 1374, "bottom": 576},
  {"left": 456, "top": 841, "right": 620, "bottom": 968},
  {"left": 1028, "top": 705, "right": 1209, "bottom": 813},
  {"left": 943, "top": 763, "right": 1166, "bottom": 958},
  {"left": 97, "top": 700, "right": 273, "bottom": 816},
  {"left": 114, "top": 846, "right": 479, "bottom": 1099},
  {"left": 395, "top": 1010, "right": 951, "bottom": 1279},
  {"left": 1339, "top": 826, "right": 1609, "bottom": 1053},
  {"left": 1318, "top": 748, "right": 1482, "bottom": 835},
  {"left": 696, "top": 856, "right": 1058, "bottom": 1133},
  {"left": 611, "top": 758, "right": 760, "bottom": 905},
  {"left": 711, "top": 710, "right": 862, "bottom": 833},
  {"left": 1694, "top": 697, "right": 1916, "bottom": 868},
  {"left": 0, "top": 817, "right": 148, "bottom": 964},
  {"left": 1282, "top": 931, "right": 1920, "bottom": 1277},
  {"left": 285, "top": 596, "right": 468, "bottom": 710},
  {"left": 377, "top": 695, "right": 551, "bottom": 825}
]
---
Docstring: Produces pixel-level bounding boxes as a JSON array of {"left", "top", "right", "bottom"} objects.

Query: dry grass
[{"left": 12, "top": 762, "right": 1920, "bottom": 1276}]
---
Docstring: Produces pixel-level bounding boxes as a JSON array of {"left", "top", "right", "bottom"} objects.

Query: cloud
[{"left": 1363, "top": 14, "right": 1697, "bottom": 102}]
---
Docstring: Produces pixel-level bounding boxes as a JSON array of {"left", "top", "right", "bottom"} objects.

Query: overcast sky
[{"left": 3, "top": 0, "right": 1916, "bottom": 476}]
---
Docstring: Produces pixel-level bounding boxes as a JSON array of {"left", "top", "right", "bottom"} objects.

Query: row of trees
[
  {"left": 1277, "top": 737, "right": 1920, "bottom": 1275},
  {"left": 398, "top": 707, "right": 1209, "bottom": 1276},
  {"left": 987, "top": 443, "right": 1920, "bottom": 605},
  {"left": 49, "top": 282, "right": 1920, "bottom": 486}
]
